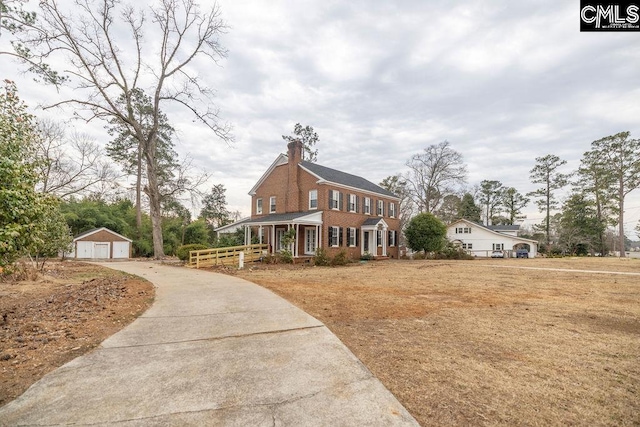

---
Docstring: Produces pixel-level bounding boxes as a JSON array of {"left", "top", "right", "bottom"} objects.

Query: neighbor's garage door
[
  {"left": 76, "top": 241, "right": 93, "bottom": 258},
  {"left": 112, "top": 241, "right": 130, "bottom": 259}
]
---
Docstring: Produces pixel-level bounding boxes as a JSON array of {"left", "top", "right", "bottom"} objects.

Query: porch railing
[{"left": 188, "top": 244, "right": 268, "bottom": 268}]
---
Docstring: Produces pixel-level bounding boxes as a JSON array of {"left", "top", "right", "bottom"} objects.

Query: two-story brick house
[{"left": 244, "top": 140, "right": 400, "bottom": 260}]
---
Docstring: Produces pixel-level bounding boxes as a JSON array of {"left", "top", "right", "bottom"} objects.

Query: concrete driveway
[{"left": 0, "top": 261, "right": 418, "bottom": 426}]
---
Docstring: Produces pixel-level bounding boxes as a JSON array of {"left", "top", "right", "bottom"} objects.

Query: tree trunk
[
  {"left": 618, "top": 180, "right": 625, "bottom": 258},
  {"left": 144, "top": 137, "right": 165, "bottom": 259},
  {"left": 546, "top": 183, "right": 551, "bottom": 246},
  {"left": 136, "top": 142, "right": 142, "bottom": 232}
]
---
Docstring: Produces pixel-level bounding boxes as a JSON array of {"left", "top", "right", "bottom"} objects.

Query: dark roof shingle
[{"left": 300, "top": 161, "right": 398, "bottom": 198}]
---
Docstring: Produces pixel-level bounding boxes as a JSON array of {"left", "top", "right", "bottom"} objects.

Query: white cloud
[{"left": 2, "top": 0, "right": 640, "bottom": 237}]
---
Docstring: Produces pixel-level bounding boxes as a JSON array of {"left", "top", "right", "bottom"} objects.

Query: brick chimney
[{"left": 286, "top": 140, "right": 302, "bottom": 212}]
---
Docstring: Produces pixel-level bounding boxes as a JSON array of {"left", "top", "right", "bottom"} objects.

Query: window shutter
[
  {"left": 355, "top": 195, "right": 359, "bottom": 213},
  {"left": 339, "top": 192, "right": 344, "bottom": 211},
  {"left": 388, "top": 231, "right": 392, "bottom": 246},
  {"left": 356, "top": 228, "right": 359, "bottom": 246},
  {"left": 394, "top": 230, "right": 398, "bottom": 246},
  {"left": 339, "top": 227, "right": 344, "bottom": 246},
  {"left": 328, "top": 226, "right": 334, "bottom": 246},
  {"left": 346, "top": 228, "right": 351, "bottom": 245},
  {"left": 347, "top": 194, "right": 351, "bottom": 211},
  {"left": 328, "top": 190, "right": 333, "bottom": 209}
]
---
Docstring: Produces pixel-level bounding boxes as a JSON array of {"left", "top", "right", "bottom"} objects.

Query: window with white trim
[
  {"left": 377, "top": 200, "right": 384, "bottom": 216},
  {"left": 269, "top": 196, "right": 276, "bottom": 213},
  {"left": 330, "top": 190, "right": 340, "bottom": 210},
  {"left": 462, "top": 243, "right": 473, "bottom": 249},
  {"left": 256, "top": 198, "right": 262, "bottom": 215},
  {"left": 455, "top": 227, "right": 471, "bottom": 234},
  {"left": 389, "top": 230, "right": 396, "bottom": 247},
  {"left": 389, "top": 202, "right": 396, "bottom": 218},
  {"left": 309, "top": 190, "right": 317, "bottom": 210},
  {"left": 377, "top": 230, "right": 383, "bottom": 247},
  {"left": 493, "top": 243, "right": 504, "bottom": 251},
  {"left": 348, "top": 194, "right": 356, "bottom": 212},
  {"left": 330, "top": 226, "right": 339, "bottom": 247},
  {"left": 348, "top": 227, "right": 356, "bottom": 247},
  {"left": 364, "top": 197, "right": 371, "bottom": 215}
]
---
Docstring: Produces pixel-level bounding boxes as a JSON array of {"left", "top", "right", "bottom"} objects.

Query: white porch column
[
  {"left": 360, "top": 229, "right": 365, "bottom": 256},
  {"left": 259, "top": 225, "right": 263, "bottom": 244},
  {"left": 294, "top": 224, "right": 299, "bottom": 257},
  {"left": 317, "top": 225, "right": 321, "bottom": 249},
  {"left": 244, "top": 226, "right": 249, "bottom": 245},
  {"left": 382, "top": 226, "right": 387, "bottom": 256},
  {"left": 271, "top": 226, "right": 276, "bottom": 254}
]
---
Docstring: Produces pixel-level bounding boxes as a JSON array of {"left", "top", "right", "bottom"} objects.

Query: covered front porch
[
  {"left": 361, "top": 217, "right": 389, "bottom": 258},
  {"left": 244, "top": 212, "right": 323, "bottom": 260}
]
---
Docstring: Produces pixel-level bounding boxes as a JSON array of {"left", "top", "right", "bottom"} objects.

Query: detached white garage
[{"left": 70, "top": 227, "right": 132, "bottom": 259}]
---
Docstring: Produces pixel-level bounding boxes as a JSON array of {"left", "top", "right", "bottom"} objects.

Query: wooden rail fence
[{"left": 188, "top": 244, "right": 268, "bottom": 268}]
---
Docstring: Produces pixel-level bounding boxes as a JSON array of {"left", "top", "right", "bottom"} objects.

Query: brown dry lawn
[{"left": 235, "top": 257, "right": 640, "bottom": 427}]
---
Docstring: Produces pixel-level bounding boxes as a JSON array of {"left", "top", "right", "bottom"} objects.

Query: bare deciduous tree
[
  {"left": 35, "top": 120, "right": 117, "bottom": 198},
  {"left": 380, "top": 174, "right": 414, "bottom": 244},
  {"left": 404, "top": 141, "right": 467, "bottom": 214},
  {"left": 15, "top": 0, "right": 233, "bottom": 258}
]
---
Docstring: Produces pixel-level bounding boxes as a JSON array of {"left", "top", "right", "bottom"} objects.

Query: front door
[
  {"left": 363, "top": 231, "right": 370, "bottom": 253},
  {"left": 305, "top": 228, "right": 316, "bottom": 255}
]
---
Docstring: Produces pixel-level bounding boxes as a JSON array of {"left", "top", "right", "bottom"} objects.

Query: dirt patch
[
  {"left": 235, "top": 258, "right": 640, "bottom": 426},
  {"left": 0, "top": 261, "right": 154, "bottom": 406}
]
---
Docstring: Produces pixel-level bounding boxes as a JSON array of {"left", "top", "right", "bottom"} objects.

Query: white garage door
[
  {"left": 94, "top": 243, "right": 109, "bottom": 259},
  {"left": 76, "top": 241, "right": 93, "bottom": 259},
  {"left": 112, "top": 241, "right": 130, "bottom": 259}
]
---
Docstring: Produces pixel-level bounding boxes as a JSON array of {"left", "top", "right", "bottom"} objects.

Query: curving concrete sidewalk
[{"left": 0, "top": 261, "right": 418, "bottom": 426}]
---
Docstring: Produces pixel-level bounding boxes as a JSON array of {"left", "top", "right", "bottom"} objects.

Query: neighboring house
[
  {"left": 446, "top": 218, "right": 538, "bottom": 258},
  {"left": 68, "top": 227, "right": 132, "bottom": 259},
  {"left": 244, "top": 140, "right": 401, "bottom": 260},
  {"left": 214, "top": 217, "right": 251, "bottom": 240}
]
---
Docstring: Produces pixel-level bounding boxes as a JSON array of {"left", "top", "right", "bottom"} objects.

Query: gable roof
[
  {"left": 248, "top": 154, "right": 288, "bottom": 196},
  {"left": 73, "top": 227, "right": 132, "bottom": 242},
  {"left": 299, "top": 161, "right": 398, "bottom": 199},
  {"left": 447, "top": 219, "right": 537, "bottom": 244},
  {"left": 248, "top": 151, "right": 399, "bottom": 200}
]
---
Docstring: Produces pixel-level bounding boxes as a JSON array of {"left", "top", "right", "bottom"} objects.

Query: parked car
[
  {"left": 516, "top": 249, "right": 529, "bottom": 258},
  {"left": 491, "top": 251, "right": 504, "bottom": 258}
]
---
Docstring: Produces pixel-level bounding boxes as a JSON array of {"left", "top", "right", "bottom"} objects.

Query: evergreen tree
[
  {"left": 457, "top": 193, "right": 481, "bottom": 223},
  {"left": 502, "top": 187, "right": 529, "bottom": 225},
  {"left": 588, "top": 132, "right": 640, "bottom": 257},
  {"left": 0, "top": 81, "right": 69, "bottom": 269},
  {"left": 527, "top": 154, "right": 571, "bottom": 246},
  {"left": 558, "top": 193, "right": 604, "bottom": 255},
  {"left": 478, "top": 180, "right": 505, "bottom": 225},
  {"left": 404, "top": 213, "right": 447, "bottom": 254}
]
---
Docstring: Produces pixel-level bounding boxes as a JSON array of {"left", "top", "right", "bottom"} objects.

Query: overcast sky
[{"left": 2, "top": 0, "right": 640, "bottom": 239}]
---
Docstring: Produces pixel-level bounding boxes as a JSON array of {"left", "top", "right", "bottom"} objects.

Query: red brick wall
[
  {"left": 251, "top": 156, "right": 401, "bottom": 260},
  {"left": 322, "top": 209, "right": 400, "bottom": 260},
  {"left": 252, "top": 164, "right": 289, "bottom": 216}
]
